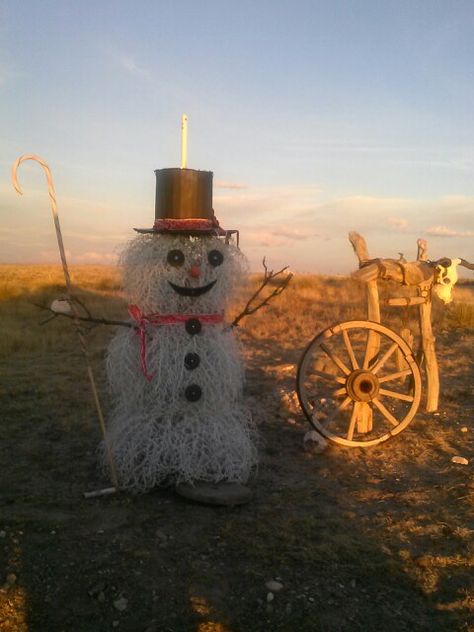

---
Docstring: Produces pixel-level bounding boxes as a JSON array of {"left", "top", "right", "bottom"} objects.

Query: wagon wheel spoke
[
  {"left": 362, "top": 330, "right": 380, "bottom": 370},
  {"left": 346, "top": 403, "right": 358, "bottom": 441},
  {"left": 378, "top": 388, "right": 414, "bottom": 403},
  {"left": 311, "top": 369, "right": 346, "bottom": 385},
  {"left": 371, "top": 342, "right": 399, "bottom": 375},
  {"left": 332, "top": 386, "right": 348, "bottom": 397},
  {"left": 378, "top": 369, "right": 412, "bottom": 383},
  {"left": 321, "top": 396, "right": 352, "bottom": 427},
  {"left": 342, "top": 329, "right": 359, "bottom": 370},
  {"left": 320, "top": 343, "right": 351, "bottom": 376},
  {"left": 372, "top": 398, "right": 399, "bottom": 427}
]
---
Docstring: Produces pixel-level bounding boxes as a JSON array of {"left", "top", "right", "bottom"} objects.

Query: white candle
[{"left": 181, "top": 114, "right": 188, "bottom": 169}]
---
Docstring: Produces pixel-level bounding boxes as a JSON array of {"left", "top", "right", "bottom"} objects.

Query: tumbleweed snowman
[{"left": 106, "top": 167, "right": 258, "bottom": 498}]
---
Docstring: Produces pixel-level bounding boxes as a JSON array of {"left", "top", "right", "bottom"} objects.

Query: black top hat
[{"left": 134, "top": 168, "right": 226, "bottom": 235}]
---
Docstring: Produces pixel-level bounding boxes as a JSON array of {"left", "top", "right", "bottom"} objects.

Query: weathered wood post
[
  {"left": 349, "top": 231, "right": 381, "bottom": 326},
  {"left": 416, "top": 239, "right": 439, "bottom": 412}
]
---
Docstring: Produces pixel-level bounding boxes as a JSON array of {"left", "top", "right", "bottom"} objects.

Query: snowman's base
[{"left": 175, "top": 481, "right": 253, "bottom": 506}]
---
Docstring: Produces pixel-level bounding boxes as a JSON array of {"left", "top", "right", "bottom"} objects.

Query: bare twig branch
[
  {"left": 33, "top": 302, "right": 133, "bottom": 329},
  {"left": 39, "top": 313, "right": 59, "bottom": 326},
  {"left": 72, "top": 295, "right": 92, "bottom": 318},
  {"left": 231, "top": 259, "right": 293, "bottom": 328}
]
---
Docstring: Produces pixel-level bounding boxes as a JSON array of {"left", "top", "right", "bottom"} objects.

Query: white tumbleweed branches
[{"left": 106, "top": 233, "right": 257, "bottom": 491}]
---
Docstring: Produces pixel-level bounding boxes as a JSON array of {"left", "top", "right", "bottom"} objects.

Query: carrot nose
[{"left": 189, "top": 265, "right": 201, "bottom": 278}]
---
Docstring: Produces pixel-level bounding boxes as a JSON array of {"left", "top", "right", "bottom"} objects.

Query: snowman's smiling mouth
[{"left": 168, "top": 280, "right": 217, "bottom": 297}]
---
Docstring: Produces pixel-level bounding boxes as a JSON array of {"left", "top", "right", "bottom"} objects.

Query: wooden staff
[{"left": 12, "top": 154, "right": 119, "bottom": 492}]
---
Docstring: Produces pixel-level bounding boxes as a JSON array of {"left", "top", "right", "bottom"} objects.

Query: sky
[{"left": 0, "top": 0, "right": 473, "bottom": 274}]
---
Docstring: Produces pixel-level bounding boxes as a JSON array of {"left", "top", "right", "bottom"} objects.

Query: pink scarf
[{"left": 128, "top": 304, "right": 224, "bottom": 381}]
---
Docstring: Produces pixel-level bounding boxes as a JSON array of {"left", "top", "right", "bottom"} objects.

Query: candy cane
[{"left": 12, "top": 154, "right": 119, "bottom": 492}]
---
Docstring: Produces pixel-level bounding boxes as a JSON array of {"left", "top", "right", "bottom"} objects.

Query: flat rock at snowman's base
[{"left": 175, "top": 481, "right": 253, "bottom": 506}]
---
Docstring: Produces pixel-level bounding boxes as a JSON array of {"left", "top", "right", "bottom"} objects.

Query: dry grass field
[{"left": 0, "top": 264, "right": 473, "bottom": 631}]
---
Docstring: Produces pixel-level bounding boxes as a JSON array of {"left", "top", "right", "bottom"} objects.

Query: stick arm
[
  {"left": 33, "top": 302, "right": 133, "bottom": 329},
  {"left": 230, "top": 258, "right": 293, "bottom": 328}
]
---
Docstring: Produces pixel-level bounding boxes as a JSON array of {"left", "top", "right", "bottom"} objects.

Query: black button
[
  {"left": 185, "top": 318, "right": 202, "bottom": 335},
  {"left": 184, "top": 352, "right": 200, "bottom": 370},
  {"left": 185, "top": 384, "right": 202, "bottom": 402}
]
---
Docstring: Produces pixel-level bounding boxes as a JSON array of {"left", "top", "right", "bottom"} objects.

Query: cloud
[
  {"left": 270, "top": 227, "right": 320, "bottom": 241},
  {"left": 388, "top": 217, "right": 408, "bottom": 230},
  {"left": 117, "top": 55, "right": 150, "bottom": 80},
  {"left": 64, "top": 230, "right": 130, "bottom": 244},
  {"left": 240, "top": 223, "right": 324, "bottom": 249},
  {"left": 215, "top": 185, "right": 323, "bottom": 222},
  {"left": 39, "top": 249, "right": 72, "bottom": 262},
  {"left": 425, "top": 225, "right": 474, "bottom": 238},
  {"left": 72, "top": 251, "right": 118, "bottom": 264},
  {"left": 215, "top": 181, "right": 249, "bottom": 190}
]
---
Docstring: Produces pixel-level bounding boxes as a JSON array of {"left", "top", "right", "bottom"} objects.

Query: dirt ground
[{"left": 0, "top": 267, "right": 473, "bottom": 631}]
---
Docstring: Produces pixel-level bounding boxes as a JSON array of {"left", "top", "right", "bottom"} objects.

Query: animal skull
[{"left": 433, "top": 258, "right": 461, "bottom": 304}]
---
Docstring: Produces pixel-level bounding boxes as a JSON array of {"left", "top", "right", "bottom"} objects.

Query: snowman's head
[{"left": 120, "top": 233, "right": 246, "bottom": 314}]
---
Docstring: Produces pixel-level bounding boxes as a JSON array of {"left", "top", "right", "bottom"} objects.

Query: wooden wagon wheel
[{"left": 296, "top": 320, "right": 422, "bottom": 447}]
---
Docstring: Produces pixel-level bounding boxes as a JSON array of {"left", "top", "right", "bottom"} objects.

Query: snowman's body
[{"left": 106, "top": 233, "right": 257, "bottom": 492}]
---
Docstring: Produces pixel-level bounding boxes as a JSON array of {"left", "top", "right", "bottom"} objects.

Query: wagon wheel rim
[{"left": 296, "top": 320, "right": 422, "bottom": 447}]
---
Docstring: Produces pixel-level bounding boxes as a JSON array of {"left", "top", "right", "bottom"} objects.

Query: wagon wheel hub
[{"left": 345, "top": 369, "right": 380, "bottom": 402}]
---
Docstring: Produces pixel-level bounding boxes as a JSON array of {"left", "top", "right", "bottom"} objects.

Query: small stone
[
  {"left": 308, "top": 596, "right": 314, "bottom": 602},
  {"left": 0, "top": 530, "right": 6, "bottom": 538},
  {"left": 350, "top": 579, "right": 357, "bottom": 588},
  {"left": 266, "top": 592, "right": 274, "bottom": 603},
  {"left": 88, "top": 582, "right": 105, "bottom": 597},
  {"left": 6, "top": 573, "right": 17, "bottom": 586},
  {"left": 287, "top": 418, "right": 296, "bottom": 425},
  {"left": 112, "top": 621, "right": 119, "bottom": 628},
  {"left": 113, "top": 596, "right": 128, "bottom": 611},
  {"left": 451, "top": 456, "right": 469, "bottom": 465},
  {"left": 50, "top": 298, "right": 72, "bottom": 314},
  {"left": 460, "top": 427, "right": 468, "bottom": 433},
  {"left": 303, "top": 431, "right": 328, "bottom": 454},
  {"left": 265, "top": 580, "right": 283, "bottom": 593}
]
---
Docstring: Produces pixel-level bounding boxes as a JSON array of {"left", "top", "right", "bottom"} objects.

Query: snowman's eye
[
  {"left": 167, "top": 249, "right": 185, "bottom": 267},
  {"left": 208, "top": 250, "right": 224, "bottom": 267}
]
